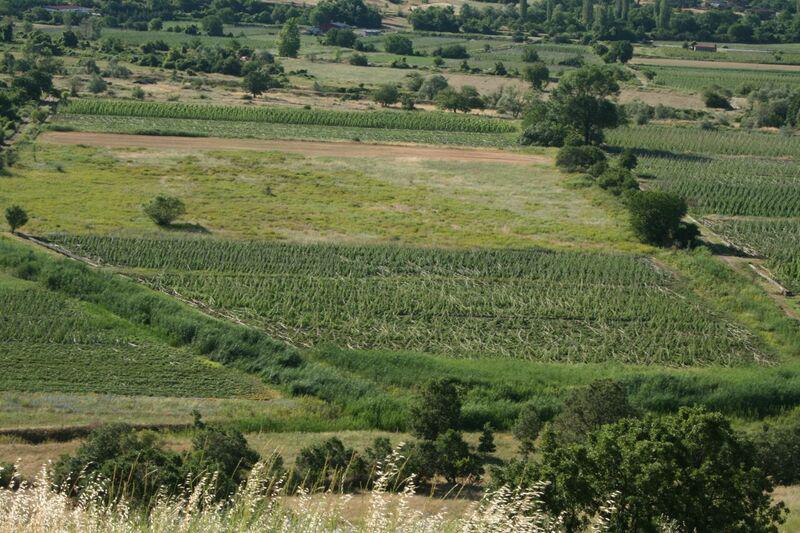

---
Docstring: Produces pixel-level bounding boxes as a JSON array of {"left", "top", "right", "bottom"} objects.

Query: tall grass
[{"left": 0, "top": 457, "right": 607, "bottom": 532}]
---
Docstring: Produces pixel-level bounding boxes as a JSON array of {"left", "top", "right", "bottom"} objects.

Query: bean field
[{"left": 47, "top": 235, "right": 766, "bottom": 366}]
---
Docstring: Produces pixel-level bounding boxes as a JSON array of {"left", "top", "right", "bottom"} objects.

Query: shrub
[
  {"left": 372, "top": 84, "right": 399, "bottom": 107},
  {"left": 87, "top": 74, "right": 107, "bottom": 94},
  {"left": 143, "top": 195, "right": 186, "bottom": 226},
  {"left": 627, "top": 190, "right": 689, "bottom": 246},
  {"left": 512, "top": 405, "right": 546, "bottom": 456},
  {"left": 349, "top": 53, "right": 368, "bottom": 66},
  {"left": 323, "top": 28, "right": 357, "bottom": 48},
  {"left": 0, "top": 462, "right": 17, "bottom": 489},
  {"left": 549, "top": 379, "right": 637, "bottom": 445},
  {"left": 417, "top": 74, "right": 448, "bottom": 100},
  {"left": 703, "top": 86, "right": 732, "bottom": 109},
  {"left": 433, "top": 44, "right": 468, "bottom": 59},
  {"left": 434, "top": 429, "right": 483, "bottom": 483},
  {"left": 293, "top": 437, "right": 367, "bottom": 491},
  {"left": 618, "top": 148, "right": 638, "bottom": 169},
  {"left": 522, "top": 62, "right": 549, "bottom": 91},
  {"left": 521, "top": 46, "right": 539, "bottom": 62},
  {"left": 4, "top": 205, "right": 28, "bottom": 232},
  {"left": 555, "top": 145, "right": 606, "bottom": 172},
  {"left": 597, "top": 166, "right": 638, "bottom": 195},
  {"left": 131, "top": 86, "right": 145, "bottom": 100},
  {"left": 384, "top": 34, "right": 413, "bottom": 55}
]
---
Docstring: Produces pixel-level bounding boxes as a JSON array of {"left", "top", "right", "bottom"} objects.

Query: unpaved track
[
  {"left": 41, "top": 131, "right": 547, "bottom": 165},
  {"left": 631, "top": 56, "right": 800, "bottom": 72}
]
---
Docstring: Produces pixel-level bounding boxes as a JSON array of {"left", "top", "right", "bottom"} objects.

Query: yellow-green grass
[
  {"left": 0, "top": 391, "right": 307, "bottom": 431},
  {"left": 3, "top": 142, "right": 640, "bottom": 252}
]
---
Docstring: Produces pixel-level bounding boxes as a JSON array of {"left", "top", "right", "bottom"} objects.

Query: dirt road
[{"left": 40, "top": 131, "right": 547, "bottom": 165}]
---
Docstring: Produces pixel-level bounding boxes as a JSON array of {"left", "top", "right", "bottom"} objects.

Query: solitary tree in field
[
  {"left": 243, "top": 69, "right": 272, "bottom": 97},
  {"left": 551, "top": 64, "right": 620, "bottom": 144},
  {"left": 523, "top": 62, "right": 549, "bottom": 91},
  {"left": 143, "top": 195, "right": 185, "bottom": 226},
  {"left": 278, "top": 19, "right": 301, "bottom": 58},
  {"left": 372, "top": 84, "right": 399, "bottom": 107},
  {"left": 627, "top": 190, "right": 688, "bottom": 246},
  {"left": 4, "top": 205, "right": 28, "bottom": 233}
]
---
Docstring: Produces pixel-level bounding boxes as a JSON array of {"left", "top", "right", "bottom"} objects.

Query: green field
[
  {"left": 644, "top": 64, "right": 800, "bottom": 91},
  {"left": 0, "top": 270, "right": 268, "bottom": 398},
  {"left": 704, "top": 218, "right": 800, "bottom": 293},
  {"left": 46, "top": 235, "right": 765, "bottom": 366},
  {"left": 62, "top": 99, "right": 517, "bottom": 133}
]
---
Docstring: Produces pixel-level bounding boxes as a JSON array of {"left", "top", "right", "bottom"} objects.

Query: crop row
[
  {"left": 608, "top": 125, "right": 800, "bottom": 158},
  {"left": 638, "top": 156, "right": 800, "bottom": 218},
  {"left": 704, "top": 218, "right": 800, "bottom": 293},
  {"left": 645, "top": 64, "right": 800, "bottom": 91},
  {"left": 48, "top": 235, "right": 765, "bottom": 366},
  {"left": 62, "top": 99, "right": 518, "bottom": 133},
  {"left": 51, "top": 115, "right": 518, "bottom": 147}
]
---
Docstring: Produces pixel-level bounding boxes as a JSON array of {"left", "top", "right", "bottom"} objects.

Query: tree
[
  {"left": 555, "top": 145, "right": 606, "bottom": 172},
  {"left": 434, "top": 430, "right": 483, "bottom": 483},
  {"left": 513, "top": 405, "right": 545, "bottom": 456},
  {"left": 87, "top": 74, "right": 107, "bottom": 94},
  {"left": 519, "top": 0, "right": 528, "bottom": 19},
  {"left": 410, "top": 379, "right": 461, "bottom": 440},
  {"left": 143, "top": 195, "right": 186, "bottom": 226},
  {"left": 4, "top": 205, "right": 28, "bottom": 233},
  {"left": 522, "top": 62, "right": 549, "bottom": 91},
  {"left": 417, "top": 74, "right": 449, "bottom": 100},
  {"left": 536, "top": 408, "right": 787, "bottom": 532},
  {"left": 384, "top": 34, "right": 413, "bottom": 55},
  {"left": 278, "top": 19, "right": 301, "bottom": 58},
  {"left": 550, "top": 65, "right": 621, "bottom": 144},
  {"left": 294, "top": 437, "right": 367, "bottom": 491},
  {"left": 202, "top": 15, "right": 224, "bottom": 37},
  {"left": 183, "top": 425, "right": 261, "bottom": 498},
  {"left": 477, "top": 423, "right": 496, "bottom": 455},
  {"left": 372, "top": 84, "right": 399, "bottom": 107},
  {"left": 0, "top": 17, "right": 13, "bottom": 43},
  {"left": 243, "top": 69, "right": 273, "bottom": 97},
  {"left": 627, "top": 190, "right": 688, "bottom": 246},
  {"left": 549, "top": 379, "right": 637, "bottom": 444},
  {"left": 521, "top": 46, "right": 539, "bottom": 63},
  {"left": 60, "top": 29, "right": 78, "bottom": 48},
  {"left": 602, "top": 40, "right": 633, "bottom": 63}
]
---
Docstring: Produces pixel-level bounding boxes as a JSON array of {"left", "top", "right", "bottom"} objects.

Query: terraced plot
[{"left": 47, "top": 235, "right": 766, "bottom": 366}]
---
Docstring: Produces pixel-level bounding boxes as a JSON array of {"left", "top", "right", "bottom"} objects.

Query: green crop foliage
[
  {"left": 705, "top": 218, "right": 800, "bottom": 293},
  {"left": 47, "top": 235, "right": 767, "bottom": 366},
  {"left": 645, "top": 64, "right": 800, "bottom": 92},
  {"left": 62, "top": 99, "right": 518, "bottom": 133}
]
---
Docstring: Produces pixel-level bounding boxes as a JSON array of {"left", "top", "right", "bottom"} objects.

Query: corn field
[
  {"left": 48, "top": 235, "right": 766, "bottom": 366},
  {"left": 62, "top": 100, "right": 517, "bottom": 133},
  {"left": 646, "top": 64, "right": 800, "bottom": 91},
  {"left": 705, "top": 218, "right": 800, "bottom": 293}
]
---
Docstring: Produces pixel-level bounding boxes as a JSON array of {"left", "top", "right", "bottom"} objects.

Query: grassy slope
[{"left": 3, "top": 142, "right": 637, "bottom": 250}]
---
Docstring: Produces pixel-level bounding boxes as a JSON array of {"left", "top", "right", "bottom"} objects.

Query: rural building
[
  {"left": 359, "top": 29, "right": 382, "bottom": 37},
  {"left": 692, "top": 42, "right": 717, "bottom": 52},
  {"left": 308, "top": 22, "right": 353, "bottom": 35}
]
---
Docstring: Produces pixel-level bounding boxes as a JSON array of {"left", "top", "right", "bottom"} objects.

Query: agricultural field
[
  {"left": 45, "top": 235, "right": 765, "bottom": 366},
  {"left": 0, "top": 258, "right": 269, "bottom": 398},
  {"left": 641, "top": 63, "right": 800, "bottom": 92},
  {"left": 608, "top": 122, "right": 800, "bottom": 294}
]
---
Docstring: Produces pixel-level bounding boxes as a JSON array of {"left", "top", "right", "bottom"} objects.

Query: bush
[
  {"left": 0, "top": 462, "right": 18, "bottom": 489},
  {"left": 349, "top": 53, "right": 369, "bottom": 66},
  {"left": 703, "top": 86, "right": 732, "bottom": 109},
  {"left": 597, "top": 166, "right": 638, "bottom": 195},
  {"left": 143, "top": 195, "right": 186, "bottom": 226},
  {"left": 417, "top": 74, "right": 448, "bottom": 100},
  {"left": 87, "top": 74, "right": 107, "bottom": 94},
  {"left": 555, "top": 145, "right": 606, "bottom": 172},
  {"left": 293, "top": 437, "right": 367, "bottom": 491},
  {"left": 521, "top": 46, "right": 539, "bottom": 63},
  {"left": 372, "top": 84, "right": 399, "bottom": 107},
  {"left": 410, "top": 379, "right": 461, "bottom": 440},
  {"left": 384, "top": 34, "right": 413, "bottom": 55},
  {"left": 618, "top": 149, "right": 638, "bottom": 169},
  {"left": 627, "top": 190, "right": 689, "bottom": 246},
  {"left": 549, "top": 379, "right": 637, "bottom": 445},
  {"left": 5, "top": 205, "right": 28, "bottom": 232},
  {"left": 323, "top": 28, "right": 357, "bottom": 48},
  {"left": 433, "top": 44, "right": 468, "bottom": 59}
]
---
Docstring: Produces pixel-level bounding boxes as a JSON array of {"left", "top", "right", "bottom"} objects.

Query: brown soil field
[{"left": 40, "top": 131, "right": 548, "bottom": 165}]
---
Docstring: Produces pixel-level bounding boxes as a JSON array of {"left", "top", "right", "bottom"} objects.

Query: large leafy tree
[
  {"left": 277, "top": 19, "right": 300, "bottom": 58},
  {"left": 536, "top": 408, "right": 786, "bottom": 532},
  {"left": 550, "top": 65, "right": 621, "bottom": 144},
  {"left": 409, "top": 379, "right": 461, "bottom": 440}
]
